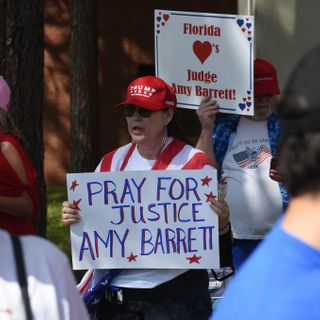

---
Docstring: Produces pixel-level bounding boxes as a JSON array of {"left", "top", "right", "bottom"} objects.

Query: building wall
[
  {"left": 44, "top": 0, "right": 237, "bottom": 186},
  {"left": 238, "top": 0, "right": 320, "bottom": 96},
  {"left": 255, "top": 0, "right": 320, "bottom": 92}
]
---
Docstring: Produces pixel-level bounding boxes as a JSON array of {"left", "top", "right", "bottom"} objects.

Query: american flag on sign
[{"left": 233, "top": 145, "right": 271, "bottom": 168}]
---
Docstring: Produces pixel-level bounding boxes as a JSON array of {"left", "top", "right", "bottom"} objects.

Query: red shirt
[{"left": 0, "top": 132, "right": 40, "bottom": 235}]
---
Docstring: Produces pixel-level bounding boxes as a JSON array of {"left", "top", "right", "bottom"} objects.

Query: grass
[
  {"left": 46, "top": 187, "right": 71, "bottom": 257},
  {"left": 47, "top": 187, "right": 86, "bottom": 281}
]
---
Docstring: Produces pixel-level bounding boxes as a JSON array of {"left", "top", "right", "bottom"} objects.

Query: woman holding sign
[{"left": 62, "top": 76, "right": 232, "bottom": 319}]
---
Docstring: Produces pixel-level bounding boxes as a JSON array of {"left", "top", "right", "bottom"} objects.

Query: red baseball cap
[
  {"left": 116, "top": 76, "right": 177, "bottom": 111},
  {"left": 0, "top": 76, "right": 11, "bottom": 112},
  {"left": 254, "top": 58, "right": 280, "bottom": 97}
]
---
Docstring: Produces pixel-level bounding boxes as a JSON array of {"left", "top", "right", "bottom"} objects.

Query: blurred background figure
[
  {"left": 210, "top": 45, "right": 320, "bottom": 320},
  {"left": 0, "top": 76, "right": 40, "bottom": 235}
]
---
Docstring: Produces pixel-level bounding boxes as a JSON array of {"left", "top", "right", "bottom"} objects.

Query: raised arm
[{"left": 196, "top": 97, "right": 220, "bottom": 169}]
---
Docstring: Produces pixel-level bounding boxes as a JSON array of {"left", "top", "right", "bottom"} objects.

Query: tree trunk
[
  {"left": 0, "top": 0, "right": 46, "bottom": 236},
  {"left": 70, "top": 0, "right": 99, "bottom": 172}
]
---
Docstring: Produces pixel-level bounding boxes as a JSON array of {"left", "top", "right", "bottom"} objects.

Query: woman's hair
[
  {"left": 0, "top": 108, "right": 22, "bottom": 139},
  {"left": 167, "top": 112, "right": 181, "bottom": 137},
  {"left": 278, "top": 45, "right": 320, "bottom": 197}
]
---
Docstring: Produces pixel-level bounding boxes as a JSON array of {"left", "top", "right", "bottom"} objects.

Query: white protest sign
[
  {"left": 67, "top": 168, "right": 220, "bottom": 270},
  {"left": 155, "top": 10, "right": 254, "bottom": 115}
]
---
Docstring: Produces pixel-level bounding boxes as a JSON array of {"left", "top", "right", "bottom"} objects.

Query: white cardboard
[
  {"left": 155, "top": 10, "right": 254, "bottom": 115},
  {"left": 67, "top": 168, "right": 220, "bottom": 270}
]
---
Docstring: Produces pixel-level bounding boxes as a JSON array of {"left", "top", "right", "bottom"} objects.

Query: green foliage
[
  {"left": 46, "top": 187, "right": 86, "bottom": 282},
  {"left": 46, "top": 187, "right": 71, "bottom": 257}
]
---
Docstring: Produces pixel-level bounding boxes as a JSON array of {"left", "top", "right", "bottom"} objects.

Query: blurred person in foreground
[
  {"left": 210, "top": 46, "right": 320, "bottom": 320},
  {"left": 62, "top": 76, "right": 232, "bottom": 319},
  {"left": 0, "top": 227, "right": 89, "bottom": 319},
  {"left": 0, "top": 76, "right": 40, "bottom": 235}
]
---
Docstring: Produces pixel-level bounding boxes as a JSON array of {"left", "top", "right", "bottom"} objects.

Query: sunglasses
[{"left": 124, "top": 105, "right": 153, "bottom": 118}]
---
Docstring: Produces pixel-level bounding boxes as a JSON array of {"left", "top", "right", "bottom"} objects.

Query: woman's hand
[
  {"left": 209, "top": 199, "right": 230, "bottom": 235},
  {"left": 61, "top": 201, "right": 80, "bottom": 226},
  {"left": 196, "top": 97, "right": 219, "bottom": 131},
  {"left": 269, "top": 168, "right": 286, "bottom": 184},
  {"left": 196, "top": 97, "right": 220, "bottom": 167}
]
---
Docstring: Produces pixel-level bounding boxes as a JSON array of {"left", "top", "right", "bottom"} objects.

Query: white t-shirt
[
  {"left": 222, "top": 117, "right": 283, "bottom": 239},
  {"left": 0, "top": 230, "right": 89, "bottom": 320},
  {"left": 96, "top": 142, "right": 187, "bottom": 289}
]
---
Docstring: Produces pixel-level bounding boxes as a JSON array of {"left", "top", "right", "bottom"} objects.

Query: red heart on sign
[
  {"left": 163, "top": 14, "right": 170, "bottom": 22},
  {"left": 193, "top": 41, "right": 212, "bottom": 64}
]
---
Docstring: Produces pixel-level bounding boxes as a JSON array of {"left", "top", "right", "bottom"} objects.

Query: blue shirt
[{"left": 211, "top": 220, "right": 320, "bottom": 320}]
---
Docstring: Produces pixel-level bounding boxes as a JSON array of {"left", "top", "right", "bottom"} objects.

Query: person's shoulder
[
  {"left": 0, "top": 229, "right": 11, "bottom": 244},
  {"left": 0, "top": 132, "right": 20, "bottom": 145},
  {"left": 97, "top": 142, "right": 134, "bottom": 172},
  {"left": 0, "top": 139, "right": 19, "bottom": 153},
  {"left": 216, "top": 113, "right": 240, "bottom": 123},
  {"left": 102, "top": 142, "right": 133, "bottom": 158},
  {"left": 215, "top": 114, "right": 240, "bottom": 133},
  {"left": 173, "top": 139, "right": 214, "bottom": 169},
  {"left": 21, "top": 234, "right": 69, "bottom": 263},
  {"left": 0, "top": 134, "right": 26, "bottom": 160},
  {"left": 211, "top": 229, "right": 281, "bottom": 319},
  {"left": 171, "top": 138, "right": 194, "bottom": 152},
  {"left": 0, "top": 230, "right": 69, "bottom": 267}
]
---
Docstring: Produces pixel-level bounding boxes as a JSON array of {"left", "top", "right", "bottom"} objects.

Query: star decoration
[
  {"left": 186, "top": 254, "right": 202, "bottom": 264},
  {"left": 204, "top": 191, "right": 216, "bottom": 202},
  {"left": 70, "top": 180, "right": 79, "bottom": 191},
  {"left": 201, "top": 176, "right": 212, "bottom": 186},
  {"left": 127, "top": 253, "right": 138, "bottom": 262},
  {"left": 73, "top": 198, "right": 82, "bottom": 211}
]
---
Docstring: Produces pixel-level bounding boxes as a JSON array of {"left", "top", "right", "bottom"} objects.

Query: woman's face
[{"left": 125, "top": 105, "right": 173, "bottom": 147}]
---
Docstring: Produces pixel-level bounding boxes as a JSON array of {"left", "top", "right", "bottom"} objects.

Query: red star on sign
[
  {"left": 127, "top": 253, "right": 138, "bottom": 262},
  {"left": 70, "top": 180, "right": 79, "bottom": 191},
  {"left": 186, "top": 254, "right": 202, "bottom": 264},
  {"left": 201, "top": 176, "right": 212, "bottom": 186},
  {"left": 73, "top": 199, "right": 82, "bottom": 211},
  {"left": 204, "top": 191, "right": 216, "bottom": 202}
]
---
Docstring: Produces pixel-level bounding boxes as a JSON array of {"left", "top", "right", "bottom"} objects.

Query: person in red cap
[
  {"left": 61, "top": 75, "right": 233, "bottom": 319},
  {"left": 196, "top": 58, "right": 288, "bottom": 270},
  {"left": 0, "top": 76, "right": 40, "bottom": 235}
]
